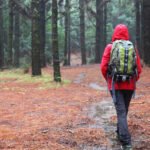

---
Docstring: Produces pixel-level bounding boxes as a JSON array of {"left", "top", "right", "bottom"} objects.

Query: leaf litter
[{"left": 0, "top": 65, "right": 149, "bottom": 150}]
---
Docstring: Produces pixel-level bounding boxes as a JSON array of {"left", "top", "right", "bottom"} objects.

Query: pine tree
[
  {"left": 79, "top": 0, "right": 86, "bottom": 64},
  {"left": 142, "top": 0, "right": 150, "bottom": 65},
  {"left": 39, "top": 0, "right": 46, "bottom": 67},
  {"left": 14, "top": 3, "right": 20, "bottom": 67},
  {"left": 0, "top": 0, "right": 4, "bottom": 68},
  {"left": 31, "top": 0, "right": 41, "bottom": 75},
  {"left": 8, "top": 0, "right": 14, "bottom": 66},
  {"left": 95, "top": 0, "right": 103, "bottom": 63},
  {"left": 64, "top": 0, "right": 71, "bottom": 66},
  {"left": 52, "top": 0, "right": 61, "bottom": 82}
]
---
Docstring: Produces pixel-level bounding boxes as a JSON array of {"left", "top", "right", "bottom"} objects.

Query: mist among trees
[{"left": 0, "top": 0, "right": 149, "bottom": 81}]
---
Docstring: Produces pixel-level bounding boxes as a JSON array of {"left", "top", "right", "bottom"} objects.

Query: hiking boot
[{"left": 121, "top": 145, "right": 133, "bottom": 150}]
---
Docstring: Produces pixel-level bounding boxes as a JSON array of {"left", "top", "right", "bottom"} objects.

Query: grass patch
[{"left": 0, "top": 69, "right": 70, "bottom": 89}]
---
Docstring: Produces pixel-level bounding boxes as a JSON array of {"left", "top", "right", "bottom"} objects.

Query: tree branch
[{"left": 12, "top": 0, "right": 31, "bottom": 18}]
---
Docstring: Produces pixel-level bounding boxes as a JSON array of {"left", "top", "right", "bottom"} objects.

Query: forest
[
  {"left": 0, "top": 0, "right": 150, "bottom": 150},
  {"left": 0, "top": 0, "right": 149, "bottom": 80}
]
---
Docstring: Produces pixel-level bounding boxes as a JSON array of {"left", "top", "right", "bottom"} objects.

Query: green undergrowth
[{"left": 0, "top": 69, "right": 70, "bottom": 89}]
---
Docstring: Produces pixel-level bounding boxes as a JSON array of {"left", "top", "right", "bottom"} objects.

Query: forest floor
[{"left": 0, "top": 64, "right": 150, "bottom": 150}]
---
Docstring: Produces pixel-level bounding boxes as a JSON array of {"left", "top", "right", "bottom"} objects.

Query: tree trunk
[
  {"left": 142, "top": 0, "right": 150, "bottom": 65},
  {"left": 95, "top": 0, "right": 103, "bottom": 63},
  {"left": 8, "top": 0, "right": 14, "bottom": 66},
  {"left": 64, "top": 0, "right": 71, "bottom": 66},
  {"left": 0, "top": 0, "right": 4, "bottom": 68},
  {"left": 79, "top": 0, "right": 86, "bottom": 65},
  {"left": 135, "top": 0, "right": 142, "bottom": 58},
  {"left": 58, "top": 0, "right": 64, "bottom": 26},
  {"left": 31, "top": 0, "right": 41, "bottom": 76},
  {"left": 103, "top": 2, "right": 107, "bottom": 48},
  {"left": 52, "top": 0, "right": 61, "bottom": 82},
  {"left": 139, "top": 0, "right": 143, "bottom": 59},
  {"left": 14, "top": 4, "right": 20, "bottom": 67},
  {"left": 67, "top": 13, "right": 71, "bottom": 66},
  {"left": 40, "top": 0, "right": 46, "bottom": 67}
]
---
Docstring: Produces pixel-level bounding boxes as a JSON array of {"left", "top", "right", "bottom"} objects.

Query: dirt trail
[
  {"left": 73, "top": 68, "right": 150, "bottom": 150},
  {"left": 0, "top": 65, "right": 149, "bottom": 150},
  {"left": 86, "top": 99, "right": 120, "bottom": 150},
  {"left": 73, "top": 72, "right": 121, "bottom": 150}
]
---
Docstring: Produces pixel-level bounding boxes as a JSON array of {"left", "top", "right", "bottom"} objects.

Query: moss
[{"left": 0, "top": 69, "right": 70, "bottom": 89}]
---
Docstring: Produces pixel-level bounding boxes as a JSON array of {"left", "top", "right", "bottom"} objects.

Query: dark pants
[{"left": 111, "top": 90, "right": 134, "bottom": 145}]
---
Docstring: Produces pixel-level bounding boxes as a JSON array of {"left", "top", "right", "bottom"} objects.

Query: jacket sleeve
[
  {"left": 100, "top": 44, "right": 112, "bottom": 80},
  {"left": 136, "top": 50, "right": 142, "bottom": 81}
]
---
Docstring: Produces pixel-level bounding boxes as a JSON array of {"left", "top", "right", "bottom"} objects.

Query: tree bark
[
  {"left": 52, "top": 0, "right": 61, "bottom": 82},
  {"left": 64, "top": 0, "right": 71, "bottom": 66},
  {"left": 103, "top": 2, "right": 107, "bottom": 48},
  {"left": 0, "top": 0, "right": 4, "bottom": 68},
  {"left": 142, "top": 0, "right": 150, "bottom": 65},
  {"left": 40, "top": 0, "right": 46, "bottom": 67},
  {"left": 58, "top": 0, "right": 64, "bottom": 26},
  {"left": 8, "top": 0, "right": 14, "bottom": 66},
  {"left": 79, "top": 0, "right": 86, "bottom": 65},
  {"left": 95, "top": 0, "right": 103, "bottom": 63},
  {"left": 14, "top": 4, "right": 20, "bottom": 67},
  {"left": 31, "top": 0, "right": 41, "bottom": 76},
  {"left": 135, "top": 0, "right": 142, "bottom": 58}
]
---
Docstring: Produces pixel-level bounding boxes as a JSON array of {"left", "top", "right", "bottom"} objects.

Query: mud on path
[{"left": 0, "top": 64, "right": 150, "bottom": 150}]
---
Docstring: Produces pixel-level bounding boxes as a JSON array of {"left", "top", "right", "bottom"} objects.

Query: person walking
[{"left": 100, "top": 24, "right": 142, "bottom": 150}]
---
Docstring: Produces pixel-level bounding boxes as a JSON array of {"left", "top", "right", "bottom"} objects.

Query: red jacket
[{"left": 100, "top": 24, "right": 142, "bottom": 90}]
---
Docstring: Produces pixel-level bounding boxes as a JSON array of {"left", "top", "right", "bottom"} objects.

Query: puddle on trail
[
  {"left": 89, "top": 83, "right": 107, "bottom": 91},
  {"left": 82, "top": 99, "right": 121, "bottom": 150},
  {"left": 78, "top": 144, "right": 109, "bottom": 150},
  {"left": 73, "top": 75, "right": 123, "bottom": 149},
  {"left": 74, "top": 73, "right": 107, "bottom": 91},
  {"left": 73, "top": 73, "right": 86, "bottom": 84}
]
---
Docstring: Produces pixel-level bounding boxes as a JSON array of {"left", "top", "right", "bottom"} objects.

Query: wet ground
[
  {"left": 74, "top": 72, "right": 121, "bottom": 150},
  {"left": 86, "top": 99, "right": 123, "bottom": 150},
  {"left": 73, "top": 70, "right": 150, "bottom": 150},
  {"left": 0, "top": 65, "right": 150, "bottom": 149}
]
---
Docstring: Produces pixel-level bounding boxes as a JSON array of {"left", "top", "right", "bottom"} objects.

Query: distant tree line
[{"left": 0, "top": 0, "right": 149, "bottom": 82}]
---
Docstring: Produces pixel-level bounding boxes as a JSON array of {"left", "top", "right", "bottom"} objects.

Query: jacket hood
[{"left": 112, "top": 24, "right": 129, "bottom": 42}]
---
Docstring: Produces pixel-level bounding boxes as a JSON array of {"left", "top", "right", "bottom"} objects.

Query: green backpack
[{"left": 108, "top": 40, "right": 137, "bottom": 80}]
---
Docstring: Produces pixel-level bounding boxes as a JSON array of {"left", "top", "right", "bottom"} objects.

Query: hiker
[{"left": 100, "top": 24, "right": 142, "bottom": 150}]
